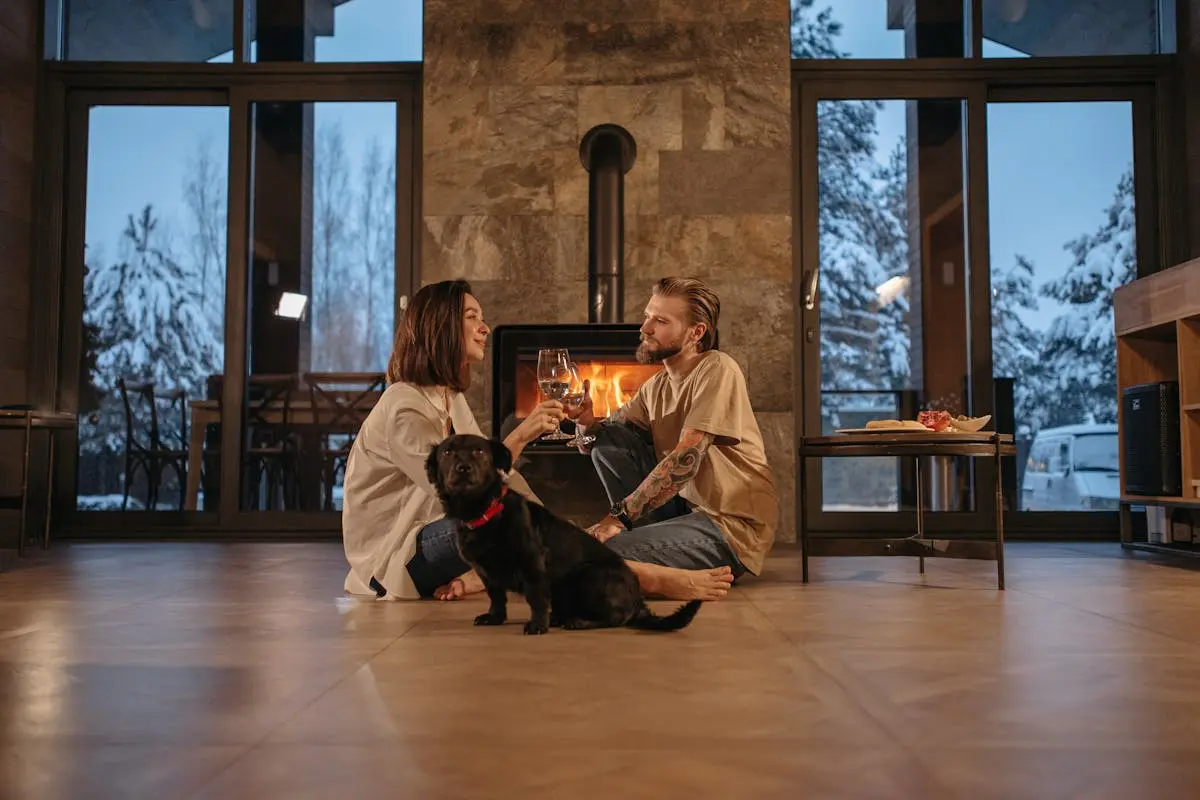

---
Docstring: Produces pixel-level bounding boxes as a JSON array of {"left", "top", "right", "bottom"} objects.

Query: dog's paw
[
  {"left": 474, "top": 612, "right": 506, "bottom": 626},
  {"left": 523, "top": 620, "right": 549, "bottom": 635},
  {"left": 561, "top": 618, "right": 597, "bottom": 630}
]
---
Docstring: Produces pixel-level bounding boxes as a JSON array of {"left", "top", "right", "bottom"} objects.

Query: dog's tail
[{"left": 626, "top": 599, "right": 703, "bottom": 632}]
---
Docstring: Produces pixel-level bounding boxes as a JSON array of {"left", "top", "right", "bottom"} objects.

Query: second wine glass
[
  {"left": 535, "top": 348, "right": 573, "bottom": 441},
  {"left": 562, "top": 361, "right": 595, "bottom": 448}
]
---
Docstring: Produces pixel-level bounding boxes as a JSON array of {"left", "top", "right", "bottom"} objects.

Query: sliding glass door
[
  {"left": 797, "top": 80, "right": 1161, "bottom": 536},
  {"left": 986, "top": 95, "right": 1147, "bottom": 517},
  {"left": 52, "top": 78, "right": 418, "bottom": 533},
  {"left": 58, "top": 93, "right": 229, "bottom": 521}
]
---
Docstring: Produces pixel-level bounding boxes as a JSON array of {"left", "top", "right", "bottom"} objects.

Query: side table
[
  {"left": 799, "top": 431, "right": 1016, "bottom": 589},
  {"left": 0, "top": 410, "right": 77, "bottom": 555}
]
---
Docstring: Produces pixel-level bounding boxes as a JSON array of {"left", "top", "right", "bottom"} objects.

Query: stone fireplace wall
[{"left": 421, "top": 0, "right": 796, "bottom": 540}]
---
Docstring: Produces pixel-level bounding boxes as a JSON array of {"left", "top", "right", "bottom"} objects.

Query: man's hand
[
  {"left": 586, "top": 516, "right": 624, "bottom": 543},
  {"left": 565, "top": 378, "right": 597, "bottom": 428}
]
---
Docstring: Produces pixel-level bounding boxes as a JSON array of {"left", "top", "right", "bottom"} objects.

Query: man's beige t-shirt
[{"left": 618, "top": 350, "right": 777, "bottom": 575}]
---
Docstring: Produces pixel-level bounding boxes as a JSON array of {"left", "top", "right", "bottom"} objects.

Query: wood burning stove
[
  {"left": 489, "top": 323, "right": 662, "bottom": 524},
  {"left": 490, "top": 323, "right": 662, "bottom": 449}
]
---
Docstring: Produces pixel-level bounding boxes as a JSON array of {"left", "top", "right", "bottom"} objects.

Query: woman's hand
[
  {"left": 507, "top": 400, "right": 566, "bottom": 454},
  {"left": 433, "top": 571, "right": 484, "bottom": 600}
]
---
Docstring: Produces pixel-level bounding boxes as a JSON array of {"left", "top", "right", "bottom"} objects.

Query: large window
[
  {"left": 981, "top": 0, "right": 1175, "bottom": 57},
  {"left": 78, "top": 105, "right": 229, "bottom": 511},
  {"left": 789, "top": 1, "right": 1175, "bottom": 60},
  {"left": 988, "top": 101, "right": 1135, "bottom": 512},
  {"left": 815, "top": 97, "right": 970, "bottom": 512},
  {"left": 795, "top": 1, "right": 1169, "bottom": 534},
  {"left": 791, "top": 0, "right": 968, "bottom": 59},
  {"left": 247, "top": 0, "right": 421, "bottom": 62},
  {"left": 45, "top": 0, "right": 422, "bottom": 62},
  {"left": 49, "top": 0, "right": 237, "bottom": 61},
  {"left": 232, "top": 100, "right": 398, "bottom": 514}
]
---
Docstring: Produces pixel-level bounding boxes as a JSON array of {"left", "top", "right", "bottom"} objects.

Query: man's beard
[{"left": 636, "top": 337, "right": 684, "bottom": 364}]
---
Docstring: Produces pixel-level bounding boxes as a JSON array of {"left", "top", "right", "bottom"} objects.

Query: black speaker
[{"left": 1122, "top": 381, "right": 1182, "bottom": 496}]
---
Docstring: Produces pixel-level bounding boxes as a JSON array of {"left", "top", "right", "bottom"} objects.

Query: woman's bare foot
[
  {"left": 432, "top": 570, "right": 485, "bottom": 600},
  {"left": 625, "top": 562, "right": 734, "bottom": 601}
]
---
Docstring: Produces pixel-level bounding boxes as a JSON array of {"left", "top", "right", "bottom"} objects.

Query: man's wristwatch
[{"left": 609, "top": 499, "right": 634, "bottom": 530}]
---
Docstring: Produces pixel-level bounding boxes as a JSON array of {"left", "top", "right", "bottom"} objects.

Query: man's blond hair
[{"left": 652, "top": 276, "right": 720, "bottom": 352}]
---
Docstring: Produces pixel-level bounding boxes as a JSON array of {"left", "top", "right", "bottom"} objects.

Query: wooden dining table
[{"left": 184, "top": 391, "right": 382, "bottom": 511}]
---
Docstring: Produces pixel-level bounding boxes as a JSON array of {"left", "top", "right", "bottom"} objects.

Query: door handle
[{"left": 802, "top": 268, "right": 819, "bottom": 310}]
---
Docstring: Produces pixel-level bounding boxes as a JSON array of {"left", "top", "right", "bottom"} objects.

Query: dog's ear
[
  {"left": 425, "top": 444, "right": 440, "bottom": 487},
  {"left": 489, "top": 438, "right": 513, "bottom": 474}
]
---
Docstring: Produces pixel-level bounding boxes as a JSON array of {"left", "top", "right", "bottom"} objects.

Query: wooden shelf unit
[{"left": 1114, "top": 258, "right": 1200, "bottom": 525}]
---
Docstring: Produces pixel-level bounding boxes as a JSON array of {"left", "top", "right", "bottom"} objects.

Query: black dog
[{"left": 426, "top": 433, "right": 702, "bottom": 635}]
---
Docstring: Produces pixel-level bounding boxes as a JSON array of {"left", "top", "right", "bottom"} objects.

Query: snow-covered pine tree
[
  {"left": 792, "top": 0, "right": 912, "bottom": 425},
  {"left": 867, "top": 142, "right": 913, "bottom": 387},
  {"left": 84, "top": 205, "right": 221, "bottom": 457},
  {"left": 990, "top": 254, "right": 1045, "bottom": 431},
  {"left": 1036, "top": 169, "right": 1135, "bottom": 428}
]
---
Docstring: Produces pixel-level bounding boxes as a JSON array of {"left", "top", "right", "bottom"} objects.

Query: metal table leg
[
  {"left": 994, "top": 436, "right": 1006, "bottom": 590},
  {"left": 914, "top": 455, "right": 925, "bottom": 575},
  {"left": 799, "top": 451, "right": 809, "bottom": 583},
  {"left": 18, "top": 413, "right": 31, "bottom": 557},
  {"left": 43, "top": 432, "right": 55, "bottom": 549}
]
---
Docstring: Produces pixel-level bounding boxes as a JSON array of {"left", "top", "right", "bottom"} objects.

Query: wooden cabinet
[{"left": 1114, "top": 258, "right": 1200, "bottom": 552}]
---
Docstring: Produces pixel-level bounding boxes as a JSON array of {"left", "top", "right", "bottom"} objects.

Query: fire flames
[{"left": 515, "top": 360, "right": 662, "bottom": 419}]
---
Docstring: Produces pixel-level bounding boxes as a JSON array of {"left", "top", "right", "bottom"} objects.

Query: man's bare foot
[
  {"left": 432, "top": 570, "right": 485, "bottom": 600},
  {"left": 625, "top": 562, "right": 734, "bottom": 601},
  {"left": 661, "top": 567, "right": 734, "bottom": 601}
]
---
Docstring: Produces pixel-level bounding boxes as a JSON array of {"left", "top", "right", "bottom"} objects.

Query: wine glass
[
  {"left": 562, "top": 362, "right": 596, "bottom": 448},
  {"left": 536, "top": 348, "right": 573, "bottom": 441}
]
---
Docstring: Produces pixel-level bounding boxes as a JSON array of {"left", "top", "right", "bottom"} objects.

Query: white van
[{"left": 1021, "top": 424, "right": 1120, "bottom": 511}]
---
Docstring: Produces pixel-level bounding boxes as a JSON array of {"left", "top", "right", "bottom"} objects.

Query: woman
[
  {"left": 342, "top": 278, "right": 734, "bottom": 603},
  {"left": 341, "top": 279, "right": 563, "bottom": 600}
]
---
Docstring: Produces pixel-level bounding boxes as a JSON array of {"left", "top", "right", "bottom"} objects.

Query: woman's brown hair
[{"left": 386, "top": 279, "right": 473, "bottom": 392}]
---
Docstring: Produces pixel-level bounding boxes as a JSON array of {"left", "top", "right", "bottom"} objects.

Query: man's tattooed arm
[{"left": 623, "top": 429, "right": 714, "bottom": 520}]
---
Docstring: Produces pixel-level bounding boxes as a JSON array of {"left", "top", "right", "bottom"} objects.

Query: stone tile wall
[{"left": 422, "top": 0, "right": 796, "bottom": 540}]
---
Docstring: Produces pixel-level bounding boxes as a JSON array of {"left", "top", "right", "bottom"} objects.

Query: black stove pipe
[{"left": 580, "top": 125, "right": 636, "bottom": 324}]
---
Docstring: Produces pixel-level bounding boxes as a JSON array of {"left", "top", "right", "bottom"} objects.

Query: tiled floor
[{"left": 3, "top": 541, "right": 1200, "bottom": 798}]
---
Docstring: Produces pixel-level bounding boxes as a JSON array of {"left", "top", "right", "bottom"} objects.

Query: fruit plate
[
  {"left": 830, "top": 428, "right": 1002, "bottom": 442},
  {"left": 947, "top": 414, "right": 991, "bottom": 432},
  {"left": 833, "top": 427, "right": 932, "bottom": 435}
]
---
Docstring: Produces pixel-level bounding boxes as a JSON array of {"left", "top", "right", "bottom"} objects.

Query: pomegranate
[{"left": 917, "top": 409, "right": 952, "bottom": 432}]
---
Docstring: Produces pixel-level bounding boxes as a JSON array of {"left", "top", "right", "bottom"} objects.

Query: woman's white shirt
[{"left": 341, "top": 381, "right": 537, "bottom": 599}]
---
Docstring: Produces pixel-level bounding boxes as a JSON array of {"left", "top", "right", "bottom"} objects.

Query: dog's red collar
[{"left": 462, "top": 486, "right": 508, "bottom": 529}]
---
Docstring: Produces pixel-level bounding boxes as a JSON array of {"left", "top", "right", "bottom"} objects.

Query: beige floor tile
[
  {"left": 0, "top": 541, "right": 1199, "bottom": 796},
  {"left": 0, "top": 743, "right": 245, "bottom": 800}
]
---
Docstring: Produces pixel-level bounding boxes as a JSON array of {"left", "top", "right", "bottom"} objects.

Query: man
[{"left": 569, "top": 276, "right": 778, "bottom": 582}]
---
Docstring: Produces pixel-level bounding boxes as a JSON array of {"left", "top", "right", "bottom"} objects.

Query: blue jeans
[
  {"left": 591, "top": 422, "right": 746, "bottom": 577},
  {"left": 405, "top": 518, "right": 471, "bottom": 599}
]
